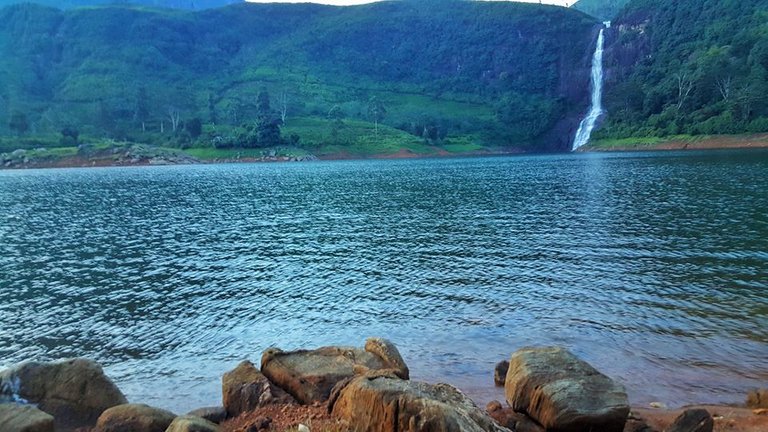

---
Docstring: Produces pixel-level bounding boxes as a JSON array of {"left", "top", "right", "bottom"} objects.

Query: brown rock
[
  {"left": 624, "top": 415, "right": 658, "bottom": 432},
  {"left": 0, "top": 358, "right": 127, "bottom": 431},
  {"left": 165, "top": 415, "right": 219, "bottom": 432},
  {"left": 222, "top": 361, "right": 295, "bottom": 417},
  {"left": 0, "top": 403, "right": 54, "bottom": 432},
  {"left": 94, "top": 403, "right": 176, "bottom": 432},
  {"left": 330, "top": 373, "right": 511, "bottom": 432},
  {"left": 505, "top": 346, "right": 629, "bottom": 432},
  {"left": 486, "top": 400, "right": 503, "bottom": 413},
  {"left": 494, "top": 361, "right": 509, "bottom": 387},
  {"left": 665, "top": 409, "right": 713, "bottom": 432},
  {"left": 261, "top": 342, "right": 397, "bottom": 404},
  {"left": 747, "top": 389, "right": 768, "bottom": 409},
  {"left": 364, "top": 338, "right": 410, "bottom": 379},
  {"left": 185, "top": 407, "right": 227, "bottom": 424},
  {"left": 485, "top": 406, "right": 544, "bottom": 432}
]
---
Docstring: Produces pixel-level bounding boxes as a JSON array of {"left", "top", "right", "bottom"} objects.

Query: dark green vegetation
[
  {"left": 0, "top": 1, "right": 599, "bottom": 159},
  {"left": 595, "top": 0, "right": 768, "bottom": 142},
  {"left": 0, "top": 0, "right": 241, "bottom": 10},
  {"left": 573, "top": 0, "right": 629, "bottom": 21}
]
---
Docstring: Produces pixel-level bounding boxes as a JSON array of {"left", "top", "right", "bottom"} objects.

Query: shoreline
[
  {"left": 2, "top": 343, "right": 767, "bottom": 432},
  {"left": 581, "top": 133, "right": 768, "bottom": 152},
  {"left": 3, "top": 133, "right": 768, "bottom": 170}
]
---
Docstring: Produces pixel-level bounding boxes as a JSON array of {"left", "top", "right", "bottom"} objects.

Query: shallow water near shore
[{"left": 1, "top": 150, "right": 767, "bottom": 412}]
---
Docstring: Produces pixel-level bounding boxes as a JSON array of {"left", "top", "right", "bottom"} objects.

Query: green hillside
[
  {"left": 572, "top": 0, "right": 629, "bottom": 21},
  {"left": 596, "top": 0, "right": 768, "bottom": 141},
  {"left": 0, "top": 0, "right": 242, "bottom": 10},
  {"left": 0, "top": 1, "right": 599, "bottom": 157}
]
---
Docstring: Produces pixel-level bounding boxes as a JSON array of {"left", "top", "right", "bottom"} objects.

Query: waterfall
[{"left": 572, "top": 25, "right": 607, "bottom": 151}]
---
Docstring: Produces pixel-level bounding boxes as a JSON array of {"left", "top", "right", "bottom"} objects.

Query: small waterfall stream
[{"left": 572, "top": 24, "right": 608, "bottom": 151}]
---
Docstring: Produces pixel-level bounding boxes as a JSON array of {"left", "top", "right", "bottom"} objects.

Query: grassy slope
[{"left": 0, "top": 1, "right": 598, "bottom": 158}]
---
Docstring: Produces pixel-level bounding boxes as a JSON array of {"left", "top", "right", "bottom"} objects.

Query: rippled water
[{"left": 1, "top": 150, "right": 767, "bottom": 412}]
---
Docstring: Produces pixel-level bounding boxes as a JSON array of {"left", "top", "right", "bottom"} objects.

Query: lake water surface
[{"left": 1, "top": 150, "right": 767, "bottom": 412}]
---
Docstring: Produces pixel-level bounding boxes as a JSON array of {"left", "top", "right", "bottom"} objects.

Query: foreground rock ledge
[
  {"left": 95, "top": 403, "right": 176, "bottom": 432},
  {"left": 330, "top": 372, "right": 511, "bottom": 432},
  {"left": 505, "top": 346, "right": 630, "bottom": 432},
  {"left": 0, "top": 358, "right": 127, "bottom": 431},
  {"left": 261, "top": 337, "right": 409, "bottom": 404},
  {"left": 222, "top": 360, "right": 296, "bottom": 418}
]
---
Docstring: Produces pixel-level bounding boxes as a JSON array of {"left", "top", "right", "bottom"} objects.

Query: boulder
[
  {"left": 261, "top": 338, "right": 409, "bottom": 404},
  {"left": 95, "top": 403, "right": 176, "bottom": 432},
  {"left": 494, "top": 361, "right": 509, "bottom": 387},
  {"left": 747, "top": 389, "right": 768, "bottom": 409},
  {"left": 665, "top": 409, "right": 713, "bottom": 432},
  {"left": 222, "top": 360, "right": 295, "bottom": 417},
  {"left": 0, "top": 403, "right": 54, "bottom": 432},
  {"left": 364, "top": 338, "right": 410, "bottom": 379},
  {"left": 0, "top": 358, "right": 127, "bottom": 430},
  {"left": 185, "top": 407, "right": 227, "bottom": 424},
  {"left": 504, "top": 346, "right": 629, "bottom": 432},
  {"left": 165, "top": 415, "right": 219, "bottom": 432},
  {"left": 329, "top": 372, "right": 511, "bottom": 432}
]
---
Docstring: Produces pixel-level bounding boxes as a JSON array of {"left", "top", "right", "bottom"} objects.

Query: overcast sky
[{"left": 246, "top": 1, "right": 573, "bottom": 7}]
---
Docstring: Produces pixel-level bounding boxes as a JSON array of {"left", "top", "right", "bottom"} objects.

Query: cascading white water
[{"left": 572, "top": 26, "right": 607, "bottom": 151}]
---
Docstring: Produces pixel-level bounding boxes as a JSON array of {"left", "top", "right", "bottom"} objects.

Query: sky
[{"left": 245, "top": 1, "right": 572, "bottom": 7}]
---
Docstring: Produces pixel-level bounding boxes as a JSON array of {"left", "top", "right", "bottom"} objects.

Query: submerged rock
[
  {"left": 666, "top": 409, "right": 713, "bottom": 432},
  {"left": 165, "top": 415, "right": 219, "bottom": 432},
  {"left": 330, "top": 372, "right": 511, "bottom": 432},
  {"left": 261, "top": 338, "right": 409, "bottom": 404},
  {"left": 494, "top": 361, "right": 509, "bottom": 387},
  {"left": 0, "top": 358, "right": 127, "bottom": 430},
  {"left": 504, "top": 346, "right": 629, "bottom": 432},
  {"left": 0, "top": 403, "right": 54, "bottom": 432},
  {"left": 94, "top": 403, "right": 176, "bottom": 432},
  {"left": 222, "top": 360, "right": 295, "bottom": 417}
]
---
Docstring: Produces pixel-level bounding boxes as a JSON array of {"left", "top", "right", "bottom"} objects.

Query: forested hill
[
  {"left": 572, "top": 0, "right": 629, "bottom": 21},
  {"left": 0, "top": 0, "right": 242, "bottom": 10},
  {"left": 596, "top": 0, "right": 768, "bottom": 140},
  {"left": 0, "top": 1, "right": 599, "bottom": 154}
]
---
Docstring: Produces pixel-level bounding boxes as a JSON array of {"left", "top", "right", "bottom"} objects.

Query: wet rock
[
  {"left": 0, "top": 403, "right": 54, "bottom": 432},
  {"left": 94, "top": 403, "right": 176, "bottom": 432},
  {"left": 747, "top": 389, "right": 768, "bottom": 409},
  {"left": 261, "top": 338, "right": 408, "bottom": 404},
  {"left": 329, "top": 373, "right": 511, "bottom": 432},
  {"left": 0, "top": 358, "right": 127, "bottom": 431},
  {"left": 494, "top": 361, "right": 509, "bottom": 387},
  {"left": 222, "top": 360, "right": 295, "bottom": 417},
  {"left": 165, "top": 415, "right": 219, "bottom": 432},
  {"left": 185, "top": 407, "right": 227, "bottom": 424},
  {"left": 666, "top": 409, "right": 713, "bottom": 432},
  {"left": 505, "top": 346, "right": 629, "bottom": 432}
]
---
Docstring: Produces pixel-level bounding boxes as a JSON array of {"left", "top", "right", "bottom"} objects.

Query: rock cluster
[{"left": 4, "top": 340, "right": 747, "bottom": 432}]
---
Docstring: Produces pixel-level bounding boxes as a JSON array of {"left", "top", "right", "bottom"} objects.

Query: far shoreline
[{"left": 2, "top": 133, "right": 768, "bottom": 170}]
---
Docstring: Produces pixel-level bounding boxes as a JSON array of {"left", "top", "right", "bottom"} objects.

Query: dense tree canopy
[
  {"left": 597, "top": 0, "right": 768, "bottom": 140},
  {"left": 0, "top": 1, "right": 598, "bottom": 152}
]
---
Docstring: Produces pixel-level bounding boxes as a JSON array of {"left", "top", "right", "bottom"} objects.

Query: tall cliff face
[{"left": 0, "top": 1, "right": 598, "bottom": 151}]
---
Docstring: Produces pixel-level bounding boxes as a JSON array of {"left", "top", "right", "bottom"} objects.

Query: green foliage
[
  {"left": 598, "top": 0, "right": 768, "bottom": 140},
  {"left": 0, "top": 1, "right": 598, "bottom": 152},
  {"left": 573, "top": 0, "right": 630, "bottom": 20},
  {"left": 9, "top": 111, "right": 29, "bottom": 136}
]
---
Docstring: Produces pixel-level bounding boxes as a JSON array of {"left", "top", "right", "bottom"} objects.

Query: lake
[{"left": 1, "top": 150, "right": 767, "bottom": 412}]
